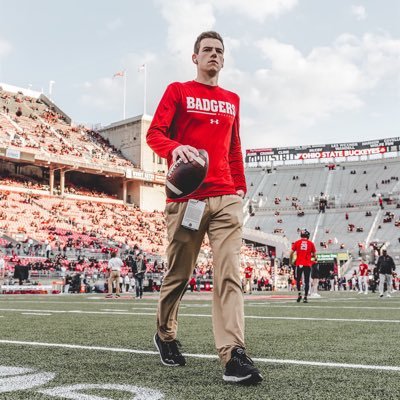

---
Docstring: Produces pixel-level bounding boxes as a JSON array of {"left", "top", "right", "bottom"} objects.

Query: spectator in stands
[
  {"left": 377, "top": 249, "right": 396, "bottom": 298},
  {"left": 146, "top": 31, "right": 262, "bottom": 384},
  {"left": 290, "top": 229, "right": 316, "bottom": 303},
  {"left": 106, "top": 252, "right": 123, "bottom": 299}
]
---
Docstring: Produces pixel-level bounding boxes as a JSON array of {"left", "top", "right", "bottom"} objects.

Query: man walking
[
  {"left": 377, "top": 249, "right": 396, "bottom": 298},
  {"left": 147, "top": 31, "right": 262, "bottom": 384},
  {"left": 290, "top": 229, "right": 316, "bottom": 303},
  {"left": 106, "top": 252, "right": 123, "bottom": 299}
]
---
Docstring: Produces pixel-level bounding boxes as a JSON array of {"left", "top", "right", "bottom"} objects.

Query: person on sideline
[
  {"left": 377, "top": 249, "right": 396, "bottom": 298},
  {"left": 106, "top": 252, "right": 123, "bottom": 299},
  {"left": 358, "top": 260, "right": 369, "bottom": 295},
  {"left": 146, "top": 31, "right": 262, "bottom": 384},
  {"left": 244, "top": 262, "right": 253, "bottom": 294},
  {"left": 0, "top": 252, "right": 5, "bottom": 283},
  {"left": 309, "top": 261, "right": 321, "bottom": 298},
  {"left": 134, "top": 253, "right": 147, "bottom": 299},
  {"left": 290, "top": 229, "right": 317, "bottom": 304}
]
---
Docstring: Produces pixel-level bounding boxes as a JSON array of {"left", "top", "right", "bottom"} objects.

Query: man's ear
[{"left": 192, "top": 55, "right": 198, "bottom": 64}]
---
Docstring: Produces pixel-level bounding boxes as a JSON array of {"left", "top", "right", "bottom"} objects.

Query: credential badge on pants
[{"left": 181, "top": 199, "right": 206, "bottom": 231}]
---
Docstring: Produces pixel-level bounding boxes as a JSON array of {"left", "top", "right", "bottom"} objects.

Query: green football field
[{"left": 0, "top": 291, "right": 400, "bottom": 399}]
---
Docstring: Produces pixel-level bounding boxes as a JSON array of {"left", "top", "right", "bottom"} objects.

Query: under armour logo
[{"left": 210, "top": 119, "right": 219, "bottom": 124}]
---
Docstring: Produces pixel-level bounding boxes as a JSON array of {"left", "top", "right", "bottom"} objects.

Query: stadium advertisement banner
[
  {"left": 245, "top": 136, "right": 400, "bottom": 163},
  {"left": 316, "top": 252, "right": 348, "bottom": 262},
  {"left": 125, "top": 169, "right": 165, "bottom": 184},
  {"left": 316, "top": 253, "right": 337, "bottom": 261},
  {"left": 5, "top": 148, "right": 21, "bottom": 159}
]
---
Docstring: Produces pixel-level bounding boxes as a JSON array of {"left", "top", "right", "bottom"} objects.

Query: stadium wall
[
  {"left": 98, "top": 115, "right": 167, "bottom": 173},
  {"left": 98, "top": 114, "right": 166, "bottom": 211}
]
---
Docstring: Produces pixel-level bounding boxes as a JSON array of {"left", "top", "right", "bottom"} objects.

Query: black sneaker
[
  {"left": 296, "top": 294, "right": 302, "bottom": 303},
  {"left": 303, "top": 297, "right": 308, "bottom": 303},
  {"left": 223, "top": 348, "right": 263, "bottom": 384},
  {"left": 153, "top": 333, "right": 186, "bottom": 367}
]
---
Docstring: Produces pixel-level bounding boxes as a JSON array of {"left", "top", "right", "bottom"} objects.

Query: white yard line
[
  {"left": 21, "top": 313, "right": 52, "bottom": 316},
  {"left": 0, "top": 300, "right": 159, "bottom": 306},
  {"left": 0, "top": 339, "right": 399, "bottom": 372},
  {"left": 249, "top": 304, "right": 400, "bottom": 310},
  {"left": 1, "top": 308, "right": 400, "bottom": 323}
]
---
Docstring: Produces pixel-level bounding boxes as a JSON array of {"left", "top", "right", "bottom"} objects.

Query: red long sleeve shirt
[{"left": 146, "top": 80, "right": 247, "bottom": 202}]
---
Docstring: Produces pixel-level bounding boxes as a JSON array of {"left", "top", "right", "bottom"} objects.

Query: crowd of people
[{"left": 0, "top": 88, "right": 138, "bottom": 170}]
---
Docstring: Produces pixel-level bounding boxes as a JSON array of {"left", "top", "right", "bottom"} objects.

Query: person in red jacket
[
  {"left": 290, "top": 229, "right": 316, "bottom": 303},
  {"left": 244, "top": 262, "right": 253, "bottom": 294},
  {"left": 358, "top": 261, "right": 369, "bottom": 295},
  {"left": 147, "top": 31, "right": 262, "bottom": 385}
]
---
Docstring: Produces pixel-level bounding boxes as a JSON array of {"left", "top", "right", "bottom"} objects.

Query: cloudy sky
[{"left": 0, "top": 0, "right": 399, "bottom": 151}]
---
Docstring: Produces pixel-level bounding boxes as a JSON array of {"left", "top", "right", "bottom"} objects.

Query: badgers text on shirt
[{"left": 186, "top": 97, "right": 236, "bottom": 116}]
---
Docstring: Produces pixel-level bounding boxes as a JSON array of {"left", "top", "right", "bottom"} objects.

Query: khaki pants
[
  {"left": 379, "top": 273, "right": 392, "bottom": 295},
  {"left": 157, "top": 195, "right": 244, "bottom": 366},
  {"left": 108, "top": 271, "right": 120, "bottom": 294}
]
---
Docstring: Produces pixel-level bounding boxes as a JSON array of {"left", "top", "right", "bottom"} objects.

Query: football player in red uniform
[{"left": 290, "top": 229, "right": 317, "bottom": 303}]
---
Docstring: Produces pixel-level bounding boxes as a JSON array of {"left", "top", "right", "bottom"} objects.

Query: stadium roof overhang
[{"left": 242, "top": 227, "right": 291, "bottom": 257}]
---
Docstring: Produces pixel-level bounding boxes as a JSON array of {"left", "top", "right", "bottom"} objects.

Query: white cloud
[
  {"left": 0, "top": 37, "right": 12, "bottom": 58},
  {"left": 230, "top": 32, "right": 400, "bottom": 148},
  {"left": 80, "top": 2, "right": 400, "bottom": 149},
  {"left": 211, "top": 0, "right": 298, "bottom": 21},
  {"left": 157, "top": 0, "right": 215, "bottom": 60},
  {"left": 155, "top": 0, "right": 298, "bottom": 62},
  {"left": 351, "top": 5, "right": 367, "bottom": 21},
  {"left": 106, "top": 18, "right": 123, "bottom": 31},
  {"left": 80, "top": 77, "right": 121, "bottom": 110}
]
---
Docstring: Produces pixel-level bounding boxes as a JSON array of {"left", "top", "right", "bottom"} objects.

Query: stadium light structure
[{"left": 49, "top": 80, "right": 55, "bottom": 98}]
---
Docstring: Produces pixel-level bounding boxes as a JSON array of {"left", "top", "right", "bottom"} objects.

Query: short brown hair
[{"left": 193, "top": 31, "right": 224, "bottom": 54}]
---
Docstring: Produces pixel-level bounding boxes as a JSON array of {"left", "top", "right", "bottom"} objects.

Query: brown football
[{"left": 165, "top": 149, "right": 209, "bottom": 199}]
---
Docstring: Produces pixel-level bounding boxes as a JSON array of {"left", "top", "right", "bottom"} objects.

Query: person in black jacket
[
  {"left": 133, "top": 253, "right": 146, "bottom": 299},
  {"left": 377, "top": 249, "right": 396, "bottom": 298}
]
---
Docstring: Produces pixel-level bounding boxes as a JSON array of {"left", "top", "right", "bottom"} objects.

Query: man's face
[{"left": 193, "top": 38, "right": 224, "bottom": 75}]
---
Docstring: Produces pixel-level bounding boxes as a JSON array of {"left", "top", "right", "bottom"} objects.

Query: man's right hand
[{"left": 172, "top": 145, "right": 199, "bottom": 163}]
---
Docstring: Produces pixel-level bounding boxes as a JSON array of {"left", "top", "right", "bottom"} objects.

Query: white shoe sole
[{"left": 223, "top": 373, "right": 263, "bottom": 384}]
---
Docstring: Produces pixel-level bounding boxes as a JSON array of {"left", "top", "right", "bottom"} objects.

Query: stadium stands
[
  {"left": 2, "top": 84, "right": 400, "bottom": 290},
  {"left": 0, "top": 88, "right": 138, "bottom": 170},
  {"left": 245, "top": 157, "right": 400, "bottom": 256}
]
